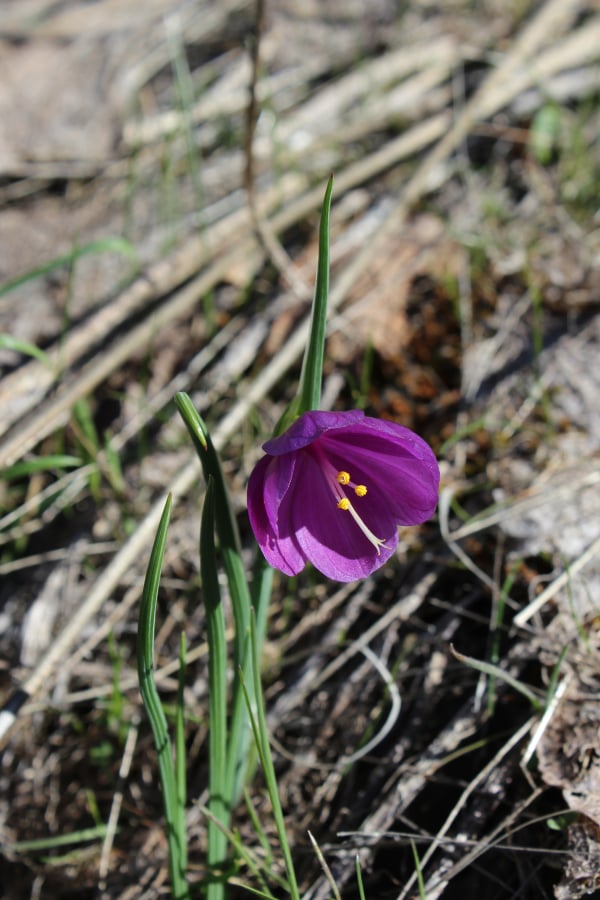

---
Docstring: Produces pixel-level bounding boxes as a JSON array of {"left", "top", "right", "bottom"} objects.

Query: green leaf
[
  {"left": 174, "top": 394, "right": 249, "bottom": 625},
  {"left": 530, "top": 103, "right": 561, "bottom": 165},
  {"left": 73, "top": 398, "right": 100, "bottom": 452},
  {"left": 0, "top": 333, "right": 53, "bottom": 369},
  {"left": 240, "top": 612, "right": 301, "bottom": 900},
  {"left": 175, "top": 631, "right": 188, "bottom": 875},
  {"left": 2, "top": 455, "right": 82, "bottom": 481},
  {"left": 0, "top": 236, "right": 138, "bottom": 299},
  {"left": 200, "top": 478, "right": 229, "bottom": 900},
  {"left": 277, "top": 174, "right": 333, "bottom": 432},
  {"left": 137, "top": 494, "right": 190, "bottom": 899},
  {"left": 450, "top": 644, "right": 543, "bottom": 712},
  {"left": 410, "top": 839, "right": 427, "bottom": 900},
  {"left": 355, "top": 855, "right": 367, "bottom": 900},
  {"left": 174, "top": 392, "right": 255, "bottom": 804},
  {"left": 8, "top": 825, "right": 110, "bottom": 853}
]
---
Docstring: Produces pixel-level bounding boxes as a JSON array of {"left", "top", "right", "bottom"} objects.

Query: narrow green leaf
[
  {"left": 174, "top": 394, "right": 249, "bottom": 625},
  {"left": 103, "top": 438, "right": 126, "bottom": 494},
  {"left": 8, "top": 826, "right": 110, "bottom": 853},
  {"left": 277, "top": 174, "right": 334, "bottom": 432},
  {"left": 299, "top": 173, "right": 333, "bottom": 412},
  {"left": 2, "top": 455, "right": 82, "bottom": 481},
  {"left": 530, "top": 103, "right": 561, "bottom": 165},
  {"left": 0, "top": 333, "right": 53, "bottom": 369},
  {"left": 450, "top": 644, "right": 543, "bottom": 711},
  {"left": 487, "top": 565, "right": 518, "bottom": 716},
  {"left": 355, "top": 855, "right": 367, "bottom": 900},
  {"left": 243, "top": 788, "right": 274, "bottom": 859},
  {"left": 242, "top": 555, "right": 275, "bottom": 801},
  {"left": 545, "top": 644, "right": 568, "bottom": 706},
  {"left": 174, "top": 392, "right": 255, "bottom": 804},
  {"left": 0, "top": 237, "right": 137, "bottom": 299},
  {"left": 175, "top": 631, "right": 188, "bottom": 874},
  {"left": 198, "top": 802, "right": 284, "bottom": 898},
  {"left": 137, "top": 495, "right": 171, "bottom": 673},
  {"left": 240, "top": 612, "right": 301, "bottom": 900},
  {"left": 230, "top": 884, "right": 278, "bottom": 900},
  {"left": 137, "top": 494, "right": 190, "bottom": 899},
  {"left": 201, "top": 478, "right": 229, "bottom": 900},
  {"left": 410, "top": 839, "right": 426, "bottom": 899},
  {"left": 73, "top": 398, "right": 100, "bottom": 452}
]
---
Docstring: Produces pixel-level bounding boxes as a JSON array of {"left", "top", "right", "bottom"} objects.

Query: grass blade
[
  {"left": 176, "top": 631, "right": 188, "bottom": 875},
  {"left": 2, "top": 455, "right": 82, "bottom": 480},
  {"left": 200, "top": 477, "right": 229, "bottom": 899},
  {"left": 137, "top": 493, "right": 189, "bottom": 899},
  {"left": 410, "top": 839, "right": 426, "bottom": 899},
  {"left": 0, "top": 333, "right": 53, "bottom": 369},
  {"left": 174, "top": 392, "right": 256, "bottom": 803},
  {"left": 0, "top": 237, "right": 137, "bottom": 299},
  {"left": 355, "top": 855, "right": 367, "bottom": 900},
  {"left": 450, "top": 644, "right": 543, "bottom": 711},
  {"left": 8, "top": 826, "right": 110, "bottom": 853},
  {"left": 250, "top": 553, "right": 274, "bottom": 674},
  {"left": 278, "top": 174, "right": 333, "bottom": 431},
  {"left": 240, "top": 611, "right": 301, "bottom": 900}
]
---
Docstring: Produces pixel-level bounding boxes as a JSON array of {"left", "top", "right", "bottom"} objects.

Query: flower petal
[
  {"left": 322, "top": 420, "right": 439, "bottom": 522},
  {"left": 264, "top": 409, "right": 365, "bottom": 456},
  {"left": 248, "top": 410, "right": 439, "bottom": 582},
  {"left": 247, "top": 455, "right": 306, "bottom": 575},
  {"left": 290, "top": 452, "right": 398, "bottom": 581}
]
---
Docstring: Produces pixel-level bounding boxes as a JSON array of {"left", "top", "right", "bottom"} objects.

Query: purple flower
[{"left": 247, "top": 410, "right": 440, "bottom": 582}]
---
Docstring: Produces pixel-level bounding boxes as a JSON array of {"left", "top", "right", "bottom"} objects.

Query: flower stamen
[
  {"left": 318, "top": 453, "right": 389, "bottom": 554},
  {"left": 338, "top": 497, "right": 388, "bottom": 555},
  {"left": 332, "top": 468, "right": 386, "bottom": 554},
  {"left": 337, "top": 470, "right": 367, "bottom": 497}
]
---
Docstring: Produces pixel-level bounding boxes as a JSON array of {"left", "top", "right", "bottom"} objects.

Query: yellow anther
[
  {"left": 337, "top": 497, "right": 351, "bottom": 511},
  {"left": 354, "top": 484, "right": 367, "bottom": 497},
  {"left": 336, "top": 470, "right": 351, "bottom": 485}
]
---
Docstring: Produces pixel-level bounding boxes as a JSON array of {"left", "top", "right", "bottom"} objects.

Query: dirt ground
[{"left": 1, "top": 1, "right": 599, "bottom": 898}]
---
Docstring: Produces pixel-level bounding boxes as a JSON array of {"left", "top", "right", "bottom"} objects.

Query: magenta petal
[
  {"left": 248, "top": 409, "right": 440, "bottom": 582},
  {"left": 328, "top": 444, "right": 438, "bottom": 522},
  {"left": 264, "top": 409, "right": 365, "bottom": 455},
  {"left": 291, "top": 453, "right": 398, "bottom": 581},
  {"left": 322, "top": 423, "right": 440, "bottom": 522},
  {"left": 247, "top": 456, "right": 306, "bottom": 575}
]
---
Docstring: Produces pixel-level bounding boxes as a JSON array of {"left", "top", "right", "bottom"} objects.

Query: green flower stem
[
  {"left": 235, "top": 555, "right": 275, "bottom": 797},
  {"left": 200, "top": 478, "right": 229, "bottom": 898},
  {"left": 241, "top": 612, "right": 300, "bottom": 900},
  {"left": 137, "top": 494, "right": 189, "bottom": 899},
  {"left": 250, "top": 553, "right": 274, "bottom": 670}
]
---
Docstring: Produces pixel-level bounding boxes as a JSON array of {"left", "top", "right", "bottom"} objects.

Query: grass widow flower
[{"left": 247, "top": 410, "right": 440, "bottom": 582}]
